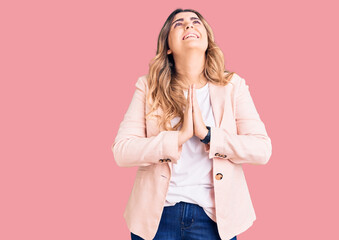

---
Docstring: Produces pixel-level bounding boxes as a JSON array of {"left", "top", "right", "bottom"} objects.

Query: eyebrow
[{"left": 171, "top": 17, "right": 200, "bottom": 26}]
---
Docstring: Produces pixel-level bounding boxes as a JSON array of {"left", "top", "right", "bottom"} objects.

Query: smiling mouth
[
  {"left": 184, "top": 36, "right": 198, "bottom": 40},
  {"left": 182, "top": 33, "right": 200, "bottom": 40}
]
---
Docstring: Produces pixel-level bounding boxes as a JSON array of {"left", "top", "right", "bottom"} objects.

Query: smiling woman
[
  {"left": 112, "top": 7, "right": 272, "bottom": 240},
  {"left": 148, "top": 9, "right": 235, "bottom": 133}
]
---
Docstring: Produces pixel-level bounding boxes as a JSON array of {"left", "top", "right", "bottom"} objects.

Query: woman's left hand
[{"left": 192, "top": 84, "right": 209, "bottom": 140}]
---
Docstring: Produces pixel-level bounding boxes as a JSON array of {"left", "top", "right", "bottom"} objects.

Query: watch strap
[{"left": 200, "top": 126, "right": 211, "bottom": 144}]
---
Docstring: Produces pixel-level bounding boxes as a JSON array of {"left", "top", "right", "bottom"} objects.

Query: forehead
[{"left": 172, "top": 12, "right": 199, "bottom": 21}]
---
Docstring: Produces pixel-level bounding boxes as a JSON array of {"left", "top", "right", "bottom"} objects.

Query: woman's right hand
[{"left": 178, "top": 84, "right": 194, "bottom": 146}]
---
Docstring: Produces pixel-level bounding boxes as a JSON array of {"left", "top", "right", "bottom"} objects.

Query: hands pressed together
[{"left": 178, "top": 84, "right": 209, "bottom": 146}]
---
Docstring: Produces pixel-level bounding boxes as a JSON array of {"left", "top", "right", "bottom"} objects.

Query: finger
[
  {"left": 189, "top": 84, "right": 193, "bottom": 108},
  {"left": 191, "top": 84, "right": 194, "bottom": 111},
  {"left": 187, "top": 84, "right": 191, "bottom": 106},
  {"left": 191, "top": 84, "right": 194, "bottom": 108},
  {"left": 194, "top": 84, "right": 199, "bottom": 102}
]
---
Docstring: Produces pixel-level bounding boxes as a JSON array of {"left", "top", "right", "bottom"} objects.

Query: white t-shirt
[{"left": 164, "top": 82, "right": 217, "bottom": 222}]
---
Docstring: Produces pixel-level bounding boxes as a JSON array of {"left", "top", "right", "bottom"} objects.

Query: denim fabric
[{"left": 131, "top": 201, "right": 237, "bottom": 240}]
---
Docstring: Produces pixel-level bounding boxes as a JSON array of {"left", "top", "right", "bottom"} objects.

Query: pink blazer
[{"left": 112, "top": 73, "right": 272, "bottom": 240}]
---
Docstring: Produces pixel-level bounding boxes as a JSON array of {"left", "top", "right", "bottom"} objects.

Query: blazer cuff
[
  {"left": 208, "top": 127, "right": 235, "bottom": 160},
  {"left": 161, "top": 130, "right": 182, "bottom": 164}
]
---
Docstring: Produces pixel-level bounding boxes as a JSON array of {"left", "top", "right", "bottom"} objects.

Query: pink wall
[{"left": 1, "top": 0, "right": 338, "bottom": 239}]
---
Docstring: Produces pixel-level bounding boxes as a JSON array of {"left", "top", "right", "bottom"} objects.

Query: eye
[{"left": 174, "top": 20, "right": 201, "bottom": 28}]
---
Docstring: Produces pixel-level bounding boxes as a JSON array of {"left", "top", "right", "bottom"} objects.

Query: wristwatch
[{"left": 200, "top": 126, "right": 211, "bottom": 144}]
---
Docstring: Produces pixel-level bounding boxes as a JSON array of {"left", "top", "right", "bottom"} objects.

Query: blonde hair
[{"left": 146, "top": 8, "right": 235, "bottom": 131}]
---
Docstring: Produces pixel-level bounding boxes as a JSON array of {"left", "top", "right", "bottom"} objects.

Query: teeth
[{"left": 184, "top": 34, "right": 198, "bottom": 40}]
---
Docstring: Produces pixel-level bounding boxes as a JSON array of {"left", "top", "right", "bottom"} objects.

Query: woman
[{"left": 112, "top": 8, "right": 272, "bottom": 240}]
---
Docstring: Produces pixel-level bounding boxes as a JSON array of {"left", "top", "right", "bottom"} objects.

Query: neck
[{"left": 173, "top": 51, "right": 207, "bottom": 88}]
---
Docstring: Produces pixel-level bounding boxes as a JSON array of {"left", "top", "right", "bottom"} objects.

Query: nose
[{"left": 185, "top": 23, "right": 193, "bottom": 29}]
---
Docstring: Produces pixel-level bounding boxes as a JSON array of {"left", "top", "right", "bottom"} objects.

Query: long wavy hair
[{"left": 146, "top": 8, "right": 235, "bottom": 131}]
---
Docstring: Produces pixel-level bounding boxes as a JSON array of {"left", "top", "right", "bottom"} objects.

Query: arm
[
  {"left": 207, "top": 76, "right": 272, "bottom": 165},
  {"left": 111, "top": 76, "right": 182, "bottom": 167}
]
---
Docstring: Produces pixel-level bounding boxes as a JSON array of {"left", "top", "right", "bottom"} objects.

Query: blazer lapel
[{"left": 209, "top": 82, "right": 225, "bottom": 128}]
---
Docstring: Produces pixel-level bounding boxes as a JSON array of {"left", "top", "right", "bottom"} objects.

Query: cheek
[
  {"left": 202, "top": 30, "right": 208, "bottom": 43},
  {"left": 167, "top": 37, "right": 174, "bottom": 49},
  {"left": 167, "top": 35, "right": 172, "bottom": 48},
  {"left": 168, "top": 33, "right": 181, "bottom": 47},
  {"left": 201, "top": 28, "right": 207, "bottom": 38}
]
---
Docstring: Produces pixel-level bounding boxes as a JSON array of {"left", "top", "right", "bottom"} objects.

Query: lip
[{"left": 182, "top": 32, "right": 200, "bottom": 40}]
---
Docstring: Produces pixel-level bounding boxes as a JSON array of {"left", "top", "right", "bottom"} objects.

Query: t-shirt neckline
[{"left": 183, "top": 82, "right": 209, "bottom": 93}]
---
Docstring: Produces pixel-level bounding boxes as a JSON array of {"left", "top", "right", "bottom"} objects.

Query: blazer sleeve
[
  {"left": 208, "top": 76, "right": 272, "bottom": 165},
  {"left": 111, "top": 76, "right": 182, "bottom": 167}
]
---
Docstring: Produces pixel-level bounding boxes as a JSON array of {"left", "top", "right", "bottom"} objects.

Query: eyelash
[{"left": 174, "top": 20, "right": 201, "bottom": 27}]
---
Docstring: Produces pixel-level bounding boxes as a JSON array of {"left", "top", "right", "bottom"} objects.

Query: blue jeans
[{"left": 131, "top": 201, "right": 237, "bottom": 240}]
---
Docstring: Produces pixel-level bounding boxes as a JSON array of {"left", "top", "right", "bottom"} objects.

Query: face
[{"left": 167, "top": 12, "right": 208, "bottom": 56}]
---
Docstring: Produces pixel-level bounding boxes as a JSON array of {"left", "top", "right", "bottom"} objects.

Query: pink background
[{"left": 1, "top": 0, "right": 338, "bottom": 239}]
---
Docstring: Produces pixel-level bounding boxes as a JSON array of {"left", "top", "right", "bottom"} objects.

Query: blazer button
[
  {"left": 215, "top": 153, "right": 220, "bottom": 157},
  {"left": 166, "top": 158, "right": 171, "bottom": 162},
  {"left": 159, "top": 159, "right": 164, "bottom": 163},
  {"left": 222, "top": 154, "right": 227, "bottom": 158},
  {"left": 215, "top": 173, "right": 223, "bottom": 180}
]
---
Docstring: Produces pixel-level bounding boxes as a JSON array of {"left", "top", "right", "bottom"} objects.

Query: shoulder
[
  {"left": 212, "top": 72, "right": 249, "bottom": 101},
  {"left": 137, "top": 74, "right": 148, "bottom": 83},
  {"left": 225, "top": 72, "right": 249, "bottom": 94},
  {"left": 226, "top": 72, "right": 244, "bottom": 85},
  {"left": 212, "top": 72, "right": 247, "bottom": 92},
  {"left": 135, "top": 74, "right": 149, "bottom": 92}
]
